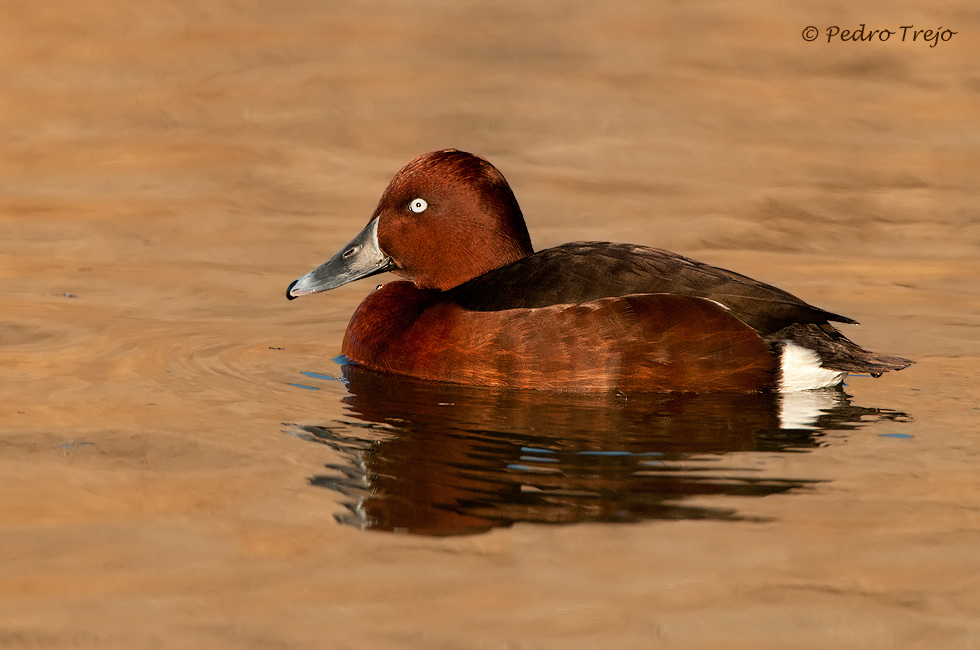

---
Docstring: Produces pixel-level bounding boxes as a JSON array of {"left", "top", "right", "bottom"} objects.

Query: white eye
[{"left": 409, "top": 198, "right": 428, "bottom": 213}]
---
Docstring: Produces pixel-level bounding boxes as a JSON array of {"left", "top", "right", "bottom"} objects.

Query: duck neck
[{"left": 425, "top": 227, "right": 532, "bottom": 291}]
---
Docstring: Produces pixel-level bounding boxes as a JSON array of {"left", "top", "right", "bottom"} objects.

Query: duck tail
[{"left": 766, "top": 322, "right": 914, "bottom": 376}]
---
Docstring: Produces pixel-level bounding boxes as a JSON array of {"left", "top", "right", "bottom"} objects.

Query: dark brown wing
[{"left": 449, "top": 242, "right": 855, "bottom": 335}]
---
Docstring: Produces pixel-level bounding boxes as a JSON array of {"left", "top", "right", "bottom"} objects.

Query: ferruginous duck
[{"left": 287, "top": 150, "right": 912, "bottom": 393}]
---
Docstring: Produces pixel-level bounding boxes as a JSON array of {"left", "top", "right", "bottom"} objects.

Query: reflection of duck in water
[
  {"left": 287, "top": 150, "right": 912, "bottom": 393},
  {"left": 289, "top": 365, "right": 911, "bottom": 537}
]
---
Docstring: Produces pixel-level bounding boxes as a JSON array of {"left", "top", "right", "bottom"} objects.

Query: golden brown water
[{"left": 2, "top": 1, "right": 979, "bottom": 647}]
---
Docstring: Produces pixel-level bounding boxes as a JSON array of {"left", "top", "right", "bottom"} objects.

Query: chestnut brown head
[{"left": 288, "top": 150, "right": 534, "bottom": 298}]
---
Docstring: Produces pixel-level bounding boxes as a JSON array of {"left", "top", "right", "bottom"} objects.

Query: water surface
[
  {"left": 2, "top": 1, "right": 979, "bottom": 648},
  {"left": 292, "top": 364, "right": 910, "bottom": 536}
]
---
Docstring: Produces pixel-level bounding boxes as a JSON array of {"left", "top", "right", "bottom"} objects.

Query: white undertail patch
[{"left": 779, "top": 341, "right": 846, "bottom": 392}]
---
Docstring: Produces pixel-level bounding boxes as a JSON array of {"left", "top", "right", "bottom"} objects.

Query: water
[
  {"left": 291, "top": 363, "right": 909, "bottom": 536},
  {"left": 2, "top": 0, "right": 979, "bottom": 648}
]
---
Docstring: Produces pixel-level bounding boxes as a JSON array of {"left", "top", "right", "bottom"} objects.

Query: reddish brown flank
[
  {"left": 342, "top": 282, "right": 777, "bottom": 392},
  {"left": 287, "top": 149, "right": 913, "bottom": 393}
]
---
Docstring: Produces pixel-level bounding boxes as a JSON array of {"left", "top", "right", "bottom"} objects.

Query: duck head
[{"left": 287, "top": 149, "right": 534, "bottom": 299}]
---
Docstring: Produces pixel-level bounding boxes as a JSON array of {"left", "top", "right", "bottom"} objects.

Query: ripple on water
[
  {"left": 286, "top": 363, "right": 912, "bottom": 537},
  {"left": 156, "top": 326, "right": 309, "bottom": 405},
  {"left": 0, "top": 320, "right": 62, "bottom": 347},
  {"left": 17, "top": 315, "right": 307, "bottom": 410}
]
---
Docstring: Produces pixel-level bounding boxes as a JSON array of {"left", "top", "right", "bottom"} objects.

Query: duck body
[
  {"left": 288, "top": 150, "right": 913, "bottom": 393},
  {"left": 342, "top": 276, "right": 776, "bottom": 392}
]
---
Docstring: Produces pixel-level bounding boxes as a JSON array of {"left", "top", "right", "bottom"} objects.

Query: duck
[{"left": 287, "top": 149, "right": 913, "bottom": 393}]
